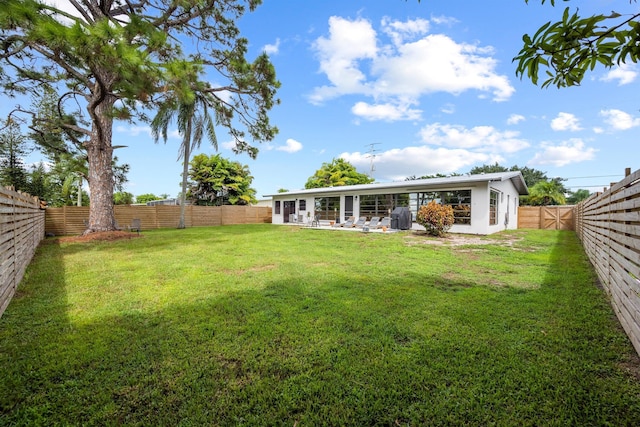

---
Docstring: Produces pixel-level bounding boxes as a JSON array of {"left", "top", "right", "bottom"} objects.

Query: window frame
[
  {"left": 413, "top": 190, "right": 472, "bottom": 225},
  {"left": 489, "top": 190, "right": 499, "bottom": 226}
]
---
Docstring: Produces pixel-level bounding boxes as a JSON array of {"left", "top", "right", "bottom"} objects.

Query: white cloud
[
  {"left": 340, "top": 146, "right": 500, "bottom": 181},
  {"left": 336, "top": 122, "right": 528, "bottom": 181},
  {"left": 116, "top": 125, "right": 151, "bottom": 137},
  {"left": 440, "top": 103, "right": 455, "bottom": 114},
  {"left": 381, "top": 16, "right": 430, "bottom": 46},
  {"left": 600, "top": 108, "right": 640, "bottom": 130},
  {"left": 529, "top": 139, "right": 596, "bottom": 167},
  {"left": 429, "top": 15, "right": 459, "bottom": 26},
  {"left": 351, "top": 101, "right": 422, "bottom": 121},
  {"left": 550, "top": 112, "right": 582, "bottom": 131},
  {"left": 276, "top": 138, "right": 303, "bottom": 153},
  {"left": 419, "top": 123, "right": 529, "bottom": 154},
  {"left": 507, "top": 114, "right": 525, "bottom": 125},
  {"left": 309, "top": 16, "right": 378, "bottom": 103},
  {"left": 221, "top": 140, "right": 237, "bottom": 150},
  {"left": 309, "top": 16, "right": 514, "bottom": 115},
  {"left": 601, "top": 64, "right": 638, "bottom": 85},
  {"left": 263, "top": 38, "right": 280, "bottom": 55}
]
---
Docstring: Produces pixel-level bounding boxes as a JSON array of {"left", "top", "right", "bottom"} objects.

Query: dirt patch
[
  {"left": 620, "top": 351, "right": 640, "bottom": 381},
  {"left": 404, "top": 231, "right": 523, "bottom": 247},
  {"left": 59, "top": 231, "right": 142, "bottom": 243}
]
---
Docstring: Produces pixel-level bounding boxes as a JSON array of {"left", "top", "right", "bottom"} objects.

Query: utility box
[{"left": 391, "top": 207, "right": 412, "bottom": 230}]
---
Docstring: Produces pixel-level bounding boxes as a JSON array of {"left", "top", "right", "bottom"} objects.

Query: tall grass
[{"left": 1, "top": 225, "right": 639, "bottom": 426}]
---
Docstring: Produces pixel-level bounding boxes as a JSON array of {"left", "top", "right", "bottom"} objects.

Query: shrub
[{"left": 416, "top": 201, "right": 454, "bottom": 237}]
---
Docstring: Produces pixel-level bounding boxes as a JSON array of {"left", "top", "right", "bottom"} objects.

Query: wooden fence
[
  {"left": 45, "top": 204, "right": 272, "bottom": 235},
  {"left": 574, "top": 168, "right": 640, "bottom": 356},
  {"left": 0, "top": 187, "right": 45, "bottom": 318},
  {"left": 518, "top": 206, "right": 575, "bottom": 230}
]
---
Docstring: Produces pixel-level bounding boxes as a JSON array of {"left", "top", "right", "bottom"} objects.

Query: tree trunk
[
  {"left": 77, "top": 176, "right": 82, "bottom": 207},
  {"left": 84, "top": 92, "right": 116, "bottom": 234},
  {"left": 178, "top": 118, "right": 192, "bottom": 229}
]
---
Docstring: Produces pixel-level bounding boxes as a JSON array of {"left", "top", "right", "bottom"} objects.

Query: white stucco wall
[{"left": 487, "top": 179, "right": 520, "bottom": 234}]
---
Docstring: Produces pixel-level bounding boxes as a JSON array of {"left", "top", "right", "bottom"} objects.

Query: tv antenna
[{"left": 365, "top": 143, "right": 381, "bottom": 178}]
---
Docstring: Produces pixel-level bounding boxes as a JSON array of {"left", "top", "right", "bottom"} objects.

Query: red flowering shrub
[{"left": 416, "top": 201, "right": 454, "bottom": 237}]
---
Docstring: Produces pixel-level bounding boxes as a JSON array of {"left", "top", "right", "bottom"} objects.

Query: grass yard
[{"left": 1, "top": 225, "right": 639, "bottom": 426}]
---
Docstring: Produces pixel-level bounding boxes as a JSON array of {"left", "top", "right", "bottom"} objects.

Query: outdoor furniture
[
  {"left": 367, "top": 216, "right": 381, "bottom": 228},
  {"left": 333, "top": 216, "right": 354, "bottom": 227},
  {"left": 377, "top": 217, "right": 391, "bottom": 229},
  {"left": 339, "top": 216, "right": 356, "bottom": 227},
  {"left": 310, "top": 215, "right": 320, "bottom": 227},
  {"left": 353, "top": 216, "right": 367, "bottom": 228},
  {"left": 129, "top": 218, "right": 141, "bottom": 234}
]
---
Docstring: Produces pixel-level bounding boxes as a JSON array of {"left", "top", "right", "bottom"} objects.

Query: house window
[
  {"left": 359, "top": 193, "right": 410, "bottom": 218},
  {"left": 413, "top": 190, "right": 471, "bottom": 225},
  {"left": 275, "top": 200, "right": 281, "bottom": 215},
  {"left": 299, "top": 200, "right": 306, "bottom": 211},
  {"left": 314, "top": 197, "right": 340, "bottom": 221},
  {"left": 489, "top": 190, "right": 499, "bottom": 225}
]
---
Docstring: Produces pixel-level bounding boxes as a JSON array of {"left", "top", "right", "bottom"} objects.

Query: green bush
[{"left": 416, "top": 200, "right": 454, "bottom": 236}]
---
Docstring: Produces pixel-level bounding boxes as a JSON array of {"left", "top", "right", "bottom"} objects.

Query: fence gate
[
  {"left": 518, "top": 206, "right": 574, "bottom": 230},
  {"left": 541, "top": 206, "right": 574, "bottom": 230}
]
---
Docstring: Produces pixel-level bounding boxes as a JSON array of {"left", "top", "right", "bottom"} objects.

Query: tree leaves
[
  {"left": 515, "top": 1, "right": 640, "bottom": 88},
  {"left": 188, "top": 153, "right": 257, "bottom": 206},
  {"left": 304, "top": 158, "right": 374, "bottom": 189}
]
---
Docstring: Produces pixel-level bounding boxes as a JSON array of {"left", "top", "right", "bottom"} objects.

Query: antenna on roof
[{"left": 365, "top": 143, "right": 381, "bottom": 178}]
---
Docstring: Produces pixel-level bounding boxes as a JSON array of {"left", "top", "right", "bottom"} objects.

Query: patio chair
[
  {"left": 129, "top": 218, "right": 141, "bottom": 234},
  {"left": 334, "top": 216, "right": 355, "bottom": 227},
  {"left": 353, "top": 216, "right": 367, "bottom": 228},
  {"left": 367, "top": 216, "right": 381, "bottom": 228},
  {"left": 376, "top": 216, "right": 391, "bottom": 229}
]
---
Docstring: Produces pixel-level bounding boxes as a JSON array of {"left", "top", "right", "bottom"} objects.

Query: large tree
[
  {"left": 525, "top": 180, "right": 567, "bottom": 206},
  {"left": 469, "top": 163, "right": 566, "bottom": 191},
  {"left": 0, "top": 0, "right": 279, "bottom": 233},
  {"left": 0, "top": 118, "right": 30, "bottom": 191},
  {"left": 515, "top": 0, "right": 640, "bottom": 87},
  {"left": 566, "top": 188, "right": 591, "bottom": 205},
  {"left": 188, "top": 153, "right": 257, "bottom": 206},
  {"left": 305, "top": 158, "right": 374, "bottom": 189}
]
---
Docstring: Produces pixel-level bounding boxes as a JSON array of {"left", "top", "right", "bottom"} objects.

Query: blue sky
[{"left": 11, "top": 1, "right": 640, "bottom": 199}]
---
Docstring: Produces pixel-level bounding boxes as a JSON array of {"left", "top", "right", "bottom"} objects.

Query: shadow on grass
[
  {"left": 0, "top": 238, "right": 71, "bottom": 420},
  {"left": 2, "top": 229, "right": 640, "bottom": 426}
]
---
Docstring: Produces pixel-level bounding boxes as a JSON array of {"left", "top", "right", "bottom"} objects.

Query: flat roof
[{"left": 264, "top": 172, "right": 529, "bottom": 198}]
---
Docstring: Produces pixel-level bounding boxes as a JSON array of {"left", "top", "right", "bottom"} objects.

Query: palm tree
[
  {"left": 527, "top": 180, "right": 566, "bottom": 206},
  {"left": 151, "top": 91, "right": 218, "bottom": 229}
]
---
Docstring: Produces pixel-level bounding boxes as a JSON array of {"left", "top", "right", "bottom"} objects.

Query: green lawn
[{"left": 1, "top": 225, "right": 639, "bottom": 426}]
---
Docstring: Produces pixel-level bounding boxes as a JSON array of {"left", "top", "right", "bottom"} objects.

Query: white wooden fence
[
  {"left": 0, "top": 187, "right": 45, "bottom": 318},
  {"left": 574, "top": 168, "right": 640, "bottom": 355}
]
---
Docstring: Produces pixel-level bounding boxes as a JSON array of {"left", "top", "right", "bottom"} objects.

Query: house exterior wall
[
  {"left": 487, "top": 179, "right": 520, "bottom": 233},
  {"left": 269, "top": 174, "right": 525, "bottom": 235}
]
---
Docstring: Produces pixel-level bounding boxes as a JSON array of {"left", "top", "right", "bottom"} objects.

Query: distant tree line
[{"left": 1, "top": 113, "right": 258, "bottom": 207}]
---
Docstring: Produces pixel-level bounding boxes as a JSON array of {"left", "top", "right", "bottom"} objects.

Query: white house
[{"left": 264, "top": 172, "right": 528, "bottom": 235}]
